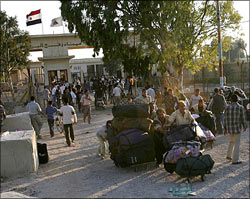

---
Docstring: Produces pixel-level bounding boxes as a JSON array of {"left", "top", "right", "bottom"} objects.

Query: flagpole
[{"left": 40, "top": 9, "right": 44, "bottom": 34}]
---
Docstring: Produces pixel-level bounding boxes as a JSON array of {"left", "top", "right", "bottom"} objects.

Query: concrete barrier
[
  {"left": 2, "top": 112, "right": 33, "bottom": 132},
  {"left": 0, "top": 130, "right": 39, "bottom": 178},
  {"left": 0, "top": 191, "right": 36, "bottom": 198}
]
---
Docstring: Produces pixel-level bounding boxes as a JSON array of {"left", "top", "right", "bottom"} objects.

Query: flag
[
  {"left": 50, "top": 17, "right": 63, "bottom": 27},
  {"left": 26, "top": 9, "right": 42, "bottom": 26}
]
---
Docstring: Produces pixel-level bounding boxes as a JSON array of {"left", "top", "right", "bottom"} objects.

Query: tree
[
  {"left": 60, "top": 0, "right": 241, "bottom": 90},
  {"left": 223, "top": 38, "right": 247, "bottom": 63},
  {"left": 0, "top": 11, "right": 31, "bottom": 102}
]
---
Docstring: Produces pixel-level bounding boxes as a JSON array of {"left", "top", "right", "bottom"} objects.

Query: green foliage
[
  {"left": 0, "top": 11, "right": 31, "bottom": 77},
  {"left": 60, "top": 0, "right": 242, "bottom": 81}
]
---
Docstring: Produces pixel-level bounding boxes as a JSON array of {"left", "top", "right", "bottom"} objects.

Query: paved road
[{"left": 0, "top": 105, "right": 249, "bottom": 198}]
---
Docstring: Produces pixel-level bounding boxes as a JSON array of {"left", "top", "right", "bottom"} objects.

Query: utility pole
[{"left": 216, "top": 0, "right": 224, "bottom": 88}]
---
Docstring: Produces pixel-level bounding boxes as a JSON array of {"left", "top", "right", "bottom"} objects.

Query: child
[
  {"left": 96, "top": 120, "right": 112, "bottom": 159},
  {"left": 45, "top": 101, "right": 58, "bottom": 137}
]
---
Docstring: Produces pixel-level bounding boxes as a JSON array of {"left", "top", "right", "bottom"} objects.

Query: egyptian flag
[{"left": 26, "top": 9, "right": 42, "bottom": 26}]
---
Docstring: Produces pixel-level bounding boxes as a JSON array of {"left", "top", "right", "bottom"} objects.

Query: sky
[{"left": 1, "top": 1, "right": 249, "bottom": 62}]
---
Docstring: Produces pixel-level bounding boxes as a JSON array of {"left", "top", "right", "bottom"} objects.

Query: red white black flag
[{"left": 26, "top": 9, "right": 42, "bottom": 26}]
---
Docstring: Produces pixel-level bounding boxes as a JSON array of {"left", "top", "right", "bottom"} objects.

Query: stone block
[
  {"left": 0, "top": 130, "right": 39, "bottom": 178},
  {"left": 2, "top": 112, "right": 33, "bottom": 132}
]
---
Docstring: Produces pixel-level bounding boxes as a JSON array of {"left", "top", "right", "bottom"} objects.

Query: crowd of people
[{"left": 0, "top": 76, "right": 249, "bottom": 165}]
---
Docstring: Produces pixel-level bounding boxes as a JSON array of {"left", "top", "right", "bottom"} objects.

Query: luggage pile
[
  {"left": 162, "top": 124, "right": 214, "bottom": 182},
  {"left": 108, "top": 104, "right": 155, "bottom": 168}
]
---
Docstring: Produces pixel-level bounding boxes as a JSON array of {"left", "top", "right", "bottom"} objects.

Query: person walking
[
  {"left": 210, "top": 87, "right": 227, "bottom": 135},
  {"left": 43, "top": 86, "right": 50, "bottom": 109},
  {"left": 45, "top": 101, "right": 58, "bottom": 137},
  {"left": 26, "top": 96, "right": 44, "bottom": 139},
  {"left": 224, "top": 94, "right": 247, "bottom": 164},
  {"left": 60, "top": 98, "right": 77, "bottom": 147},
  {"left": 113, "top": 83, "right": 121, "bottom": 106},
  {"left": 81, "top": 90, "right": 92, "bottom": 124}
]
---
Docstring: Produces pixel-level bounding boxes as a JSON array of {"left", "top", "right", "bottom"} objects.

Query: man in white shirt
[
  {"left": 113, "top": 83, "right": 121, "bottom": 106},
  {"left": 60, "top": 98, "right": 77, "bottom": 147},
  {"left": 81, "top": 90, "right": 92, "bottom": 124},
  {"left": 147, "top": 85, "right": 156, "bottom": 102},
  {"left": 51, "top": 84, "right": 58, "bottom": 106},
  {"left": 60, "top": 83, "right": 65, "bottom": 95},
  {"left": 168, "top": 100, "right": 195, "bottom": 126},
  {"left": 189, "top": 89, "right": 202, "bottom": 109}
]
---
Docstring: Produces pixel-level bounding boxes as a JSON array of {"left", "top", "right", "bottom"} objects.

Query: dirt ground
[{"left": 0, "top": 105, "right": 249, "bottom": 198}]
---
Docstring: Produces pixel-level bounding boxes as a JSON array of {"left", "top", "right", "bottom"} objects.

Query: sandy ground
[{"left": 0, "top": 105, "right": 249, "bottom": 198}]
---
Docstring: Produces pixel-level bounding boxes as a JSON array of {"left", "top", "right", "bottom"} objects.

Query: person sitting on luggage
[
  {"left": 190, "top": 99, "right": 207, "bottom": 115},
  {"left": 168, "top": 100, "right": 195, "bottom": 126},
  {"left": 96, "top": 120, "right": 112, "bottom": 160},
  {"left": 153, "top": 108, "right": 171, "bottom": 167},
  {"left": 134, "top": 88, "right": 152, "bottom": 104}
]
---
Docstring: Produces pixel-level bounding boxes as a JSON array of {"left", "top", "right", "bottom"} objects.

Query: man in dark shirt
[
  {"left": 211, "top": 88, "right": 227, "bottom": 135},
  {"left": 45, "top": 101, "right": 58, "bottom": 137}
]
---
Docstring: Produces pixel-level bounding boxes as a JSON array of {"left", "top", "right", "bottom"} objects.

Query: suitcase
[
  {"left": 37, "top": 143, "right": 49, "bottom": 164},
  {"left": 112, "top": 104, "right": 150, "bottom": 118},
  {"left": 111, "top": 129, "right": 155, "bottom": 167},
  {"left": 163, "top": 141, "right": 201, "bottom": 173},
  {"left": 175, "top": 154, "right": 214, "bottom": 182}
]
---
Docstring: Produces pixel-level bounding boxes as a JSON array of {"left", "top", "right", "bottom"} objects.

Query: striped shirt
[{"left": 224, "top": 102, "right": 247, "bottom": 134}]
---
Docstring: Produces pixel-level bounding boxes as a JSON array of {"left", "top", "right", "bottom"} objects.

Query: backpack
[
  {"left": 37, "top": 143, "right": 49, "bottom": 164},
  {"left": 196, "top": 110, "right": 216, "bottom": 134},
  {"left": 175, "top": 154, "right": 214, "bottom": 178}
]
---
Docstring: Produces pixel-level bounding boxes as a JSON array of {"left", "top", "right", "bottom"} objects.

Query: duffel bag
[
  {"left": 111, "top": 117, "right": 153, "bottom": 134},
  {"left": 196, "top": 110, "right": 216, "bottom": 134},
  {"left": 37, "top": 143, "right": 49, "bottom": 164},
  {"left": 113, "top": 142, "right": 155, "bottom": 168},
  {"left": 112, "top": 104, "right": 150, "bottom": 118},
  {"left": 163, "top": 124, "right": 197, "bottom": 151},
  {"left": 116, "top": 129, "right": 154, "bottom": 152},
  {"left": 175, "top": 154, "right": 214, "bottom": 177},
  {"left": 164, "top": 141, "right": 201, "bottom": 164}
]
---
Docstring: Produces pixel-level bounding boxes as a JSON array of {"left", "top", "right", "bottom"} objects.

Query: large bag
[
  {"left": 163, "top": 124, "right": 197, "bottom": 151},
  {"left": 37, "top": 143, "right": 49, "bottom": 164},
  {"left": 164, "top": 141, "right": 201, "bottom": 164},
  {"left": 112, "top": 104, "right": 150, "bottom": 118},
  {"left": 198, "top": 123, "right": 216, "bottom": 141},
  {"left": 112, "top": 129, "right": 155, "bottom": 167},
  {"left": 175, "top": 154, "right": 214, "bottom": 177},
  {"left": 196, "top": 110, "right": 216, "bottom": 134},
  {"left": 111, "top": 117, "right": 153, "bottom": 134}
]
